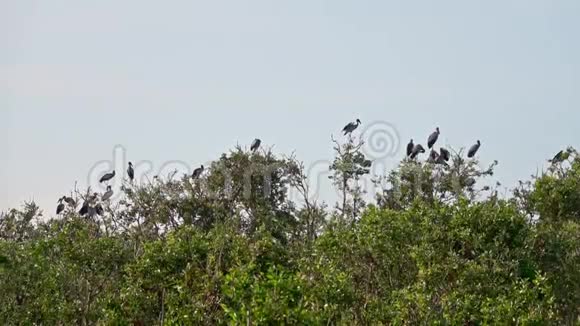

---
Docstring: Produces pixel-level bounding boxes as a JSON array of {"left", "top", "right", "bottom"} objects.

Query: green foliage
[{"left": 0, "top": 145, "right": 579, "bottom": 324}]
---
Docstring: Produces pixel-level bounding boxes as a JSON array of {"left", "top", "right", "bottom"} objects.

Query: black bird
[
  {"left": 79, "top": 193, "right": 97, "bottom": 217},
  {"left": 406, "top": 139, "right": 414, "bottom": 157},
  {"left": 439, "top": 148, "right": 451, "bottom": 162},
  {"left": 95, "top": 204, "right": 104, "bottom": 216},
  {"left": 127, "top": 162, "right": 134, "bottom": 182},
  {"left": 192, "top": 165, "right": 204, "bottom": 179},
  {"left": 427, "top": 127, "right": 440, "bottom": 149},
  {"left": 79, "top": 200, "right": 89, "bottom": 216},
  {"left": 99, "top": 170, "right": 116, "bottom": 183},
  {"left": 251, "top": 139, "right": 261, "bottom": 152},
  {"left": 549, "top": 150, "right": 564, "bottom": 163},
  {"left": 63, "top": 196, "right": 76, "bottom": 206},
  {"left": 342, "top": 119, "right": 361, "bottom": 135},
  {"left": 549, "top": 150, "right": 570, "bottom": 164},
  {"left": 467, "top": 140, "right": 481, "bottom": 158},
  {"left": 410, "top": 144, "right": 426, "bottom": 159},
  {"left": 56, "top": 198, "right": 65, "bottom": 215},
  {"left": 102, "top": 186, "right": 113, "bottom": 201},
  {"left": 435, "top": 153, "right": 449, "bottom": 166},
  {"left": 428, "top": 149, "right": 439, "bottom": 163},
  {"left": 88, "top": 206, "right": 97, "bottom": 218}
]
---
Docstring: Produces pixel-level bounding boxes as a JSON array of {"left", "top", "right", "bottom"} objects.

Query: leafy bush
[{"left": 0, "top": 142, "right": 578, "bottom": 324}]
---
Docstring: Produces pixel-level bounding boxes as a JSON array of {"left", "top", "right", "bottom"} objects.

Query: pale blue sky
[{"left": 1, "top": 1, "right": 578, "bottom": 213}]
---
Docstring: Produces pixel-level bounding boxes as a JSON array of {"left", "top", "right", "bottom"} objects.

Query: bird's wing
[
  {"left": 468, "top": 145, "right": 477, "bottom": 156},
  {"left": 428, "top": 133, "right": 436, "bottom": 145}
]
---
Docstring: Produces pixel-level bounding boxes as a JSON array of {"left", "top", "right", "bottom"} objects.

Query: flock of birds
[
  {"left": 56, "top": 162, "right": 135, "bottom": 216},
  {"left": 55, "top": 118, "right": 572, "bottom": 217},
  {"left": 405, "top": 127, "right": 481, "bottom": 163},
  {"left": 341, "top": 119, "right": 482, "bottom": 164},
  {"left": 55, "top": 139, "right": 264, "bottom": 216},
  {"left": 55, "top": 119, "right": 486, "bottom": 216}
]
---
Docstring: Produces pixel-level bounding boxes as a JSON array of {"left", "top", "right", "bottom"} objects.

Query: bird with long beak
[
  {"left": 342, "top": 119, "right": 361, "bottom": 136},
  {"left": 427, "top": 127, "right": 440, "bottom": 149},
  {"left": 467, "top": 140, "right": 481, "bottom": 158},
  {"left": 99, "top": 170, "right": 116, "bottom": 183}
]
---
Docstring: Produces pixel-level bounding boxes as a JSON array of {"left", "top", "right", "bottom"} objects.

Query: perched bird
[
  {"left": 79, "top": 193, "right": 97, "bottom": 217},
  {"left": 56, "top": 198, "right": 65, "bottom": 215},
  {"left": 63, "top": 196, "right": 76, "bottom": 206},
  {"left": 102, "top": 186, "right": 113, "bottom": 201},
  {"left": 428, "top": 149, "right": 439, "bottom": 163},
  {"left": 79, "top": 200, "right": 89, "bottom": 216},
  {"left": 427, "top": 127, "right": 440, "bottom": 149},
  {"left": 439, "top": 148, "right": 451, "bottom": 162},
  {"left": 410, "top": 144, "right": 426, "bottom": 159},
  {"left": 342, "top": 119, "right": 361, "bottom": 135},
  {"left": 192, "top": 165, "right": 204, "bottom": 179},
  {"left": 95, "top": 204, "right": 104, "bottom": 216},
  {"left": 467, "top": 140, "right": 481, "bottom": 158},
  {"left": 127, "top": 162, "right": 134, "bottom": 182},
  {"left": 406, "top": 139, "right": 414, "bottom": 157},
  {"left": 99, "top": 170, "right": 116, "bottom": 183},
  {"left": 435, "top": 154, "right": 449, "bottom": 166},
  {"left": 88, "top": 206, "right": 97, "bottom": 218},
  {"left": 251, "top": 139, "right": 261, "bottom": 152},
  {"left": 549, "top": 150, "right": 564, "bottom": 163}
]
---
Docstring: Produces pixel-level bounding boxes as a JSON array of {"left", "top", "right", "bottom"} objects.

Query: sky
[{"left": 0, "top": 0, "right": 579, "bottom": 214}]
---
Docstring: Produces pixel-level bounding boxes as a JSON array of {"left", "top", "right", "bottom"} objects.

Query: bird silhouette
[
  {"left": 56, "top": 198, "right": 65, "bottom": 215},
  {"left": 439, "top": 148, "right": 451, "bottom": 162},
  {"left": 428, "top": 149, "right": 439, "bottom": 163},
  {"left": 251, "top": 139, "right": 261, "bottom": 152},
  {"left": 550, "top": 150, "right": 564, "bottom": 163},
  {"left": 127, "top": 162, "right": 134, "bottom": 182},
  {"left": 99, "top": 170, "right": 116, "bottom": 183},
  {"left": 342, "top": 119, "right": 361, "bottom": 135},
  {"left": 192, "top": 165, "right": 204, "bottom": 179},
  {"left": 410, "top": 144, "right": 426, "bottom": 159},
  {"left": 406, "top": 139, "right": 414, "bottom": 157},
  {"left": 95, "top": 204, "right": 104, "bottom": 216},
  {"left": 102, "top": 186, "right": 113, "bottom": 201},
  {"left": 427, "top": 127, "right": 440, "bottom": 149},
  {"left": 63, "top": 196, "right": 76, "bottom": 206},
  {"left": 467, "top": 140, "right": 481, "bottom": 158}
]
